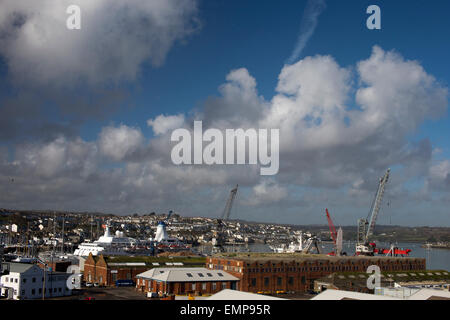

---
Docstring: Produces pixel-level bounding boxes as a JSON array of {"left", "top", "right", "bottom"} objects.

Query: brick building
[
  {"left": 83, "top": 254, "right": 148, "bottom": 286},
  {"left": 136, "top": 267, "right": 239, "bottom": 296},
  {"left": 37, "top": 259, "right": 72, "bottom": 273},
  {"left": 206, "top": 253, "right": 426, "bottom": 294}
]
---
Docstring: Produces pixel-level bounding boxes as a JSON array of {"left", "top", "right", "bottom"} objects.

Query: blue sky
[
  {"left": 101, "top": 0, "right": 450, "bottom": 128},
  {"left": 0, "top": 0, "right": 449, "bottom": 226}
]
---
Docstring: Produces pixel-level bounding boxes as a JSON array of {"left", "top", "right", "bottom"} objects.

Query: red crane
[{"left": 326, "top": 208, "right": 337, "bottom": 255}]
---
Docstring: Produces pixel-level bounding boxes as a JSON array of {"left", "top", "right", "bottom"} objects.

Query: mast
[
  {"left": 52, "top": 212, "right": 56, "bottom": 256},
  {"left": 61, "top": 214, "right": 65, "bottom": 255},
  {"left": 336, "top": 228, "right": 343, "bottom": 256}
]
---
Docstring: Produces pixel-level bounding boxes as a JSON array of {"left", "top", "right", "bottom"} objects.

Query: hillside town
[{"left": 1, "top": 207, "right": 450, "bottom": 301}]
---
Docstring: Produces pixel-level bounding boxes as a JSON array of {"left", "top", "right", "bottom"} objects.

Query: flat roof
[
  {"left": 210, "top": 253, "right": 423, "bottom": 263},
  {"left": 108, "top": 262, "right": 147, "bottom": 267}
]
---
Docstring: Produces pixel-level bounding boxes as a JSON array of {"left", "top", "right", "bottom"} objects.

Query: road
[{"left": 50, "top": 287, "right": 148, "bottom": 300}]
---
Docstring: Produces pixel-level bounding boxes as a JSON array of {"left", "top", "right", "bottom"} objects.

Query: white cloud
[
  {"left": 15, "top": 137, "right": 98, "bottom": 178},
  {"left": 429, "top": 160, "right": 450, "bottom": 190},
  {"left": 246, "top": 179, "right": 288, "bottom": 206},
  {"left": 0, "top": 46, "right": 449, "bottom": 225},
  {"left": 0, "top": 0, "right": 199, "bottom": 86},
  {"left": 99, "top": 125, "right": 144, "bottom": 161},
  {"left": 147, "top": 114, "right": 185, "bottom": 135}
]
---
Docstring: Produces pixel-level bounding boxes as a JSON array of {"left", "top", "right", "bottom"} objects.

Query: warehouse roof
[
  {"left": 211, "top": 253, "right": 422, "bottom": 263},
  {"left": 317, "top": 270, "right": 450, "bottom": 284},
  {"left": 107, "top": 262, "right": 147, "bottom": 267},
  {"left": 136, "top": 267, "right": 239, "bottom": 283}
]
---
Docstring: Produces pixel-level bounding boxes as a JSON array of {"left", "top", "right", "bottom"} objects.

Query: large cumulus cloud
[
  {"left": 0, "top": 0, "right": 199, "bottom": 86},
  {"left": 0, "top": 0, "right": 200, "bottom": 145},
  {"left": 1, "top": 46, "right": 449, "bottom": 225}
]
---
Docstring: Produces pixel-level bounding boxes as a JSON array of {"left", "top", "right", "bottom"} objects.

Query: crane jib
[
  {"left": 365, "top": 169, "right": 390, "bottom": 241},
  {"left": 221, "top": 185, "right": 238, "bottom": 221}
]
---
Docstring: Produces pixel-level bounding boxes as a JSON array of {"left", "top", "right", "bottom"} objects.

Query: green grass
[{"left": 333, "top": 270, "right": 450, "bottom": 282}]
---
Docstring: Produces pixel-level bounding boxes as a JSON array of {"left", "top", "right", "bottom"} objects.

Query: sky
[{"left": 0, "top": 0, "right": 449, "bottom": 227}]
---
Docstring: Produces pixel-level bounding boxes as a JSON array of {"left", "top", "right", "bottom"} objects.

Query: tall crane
[
  {"left": 220, "top": 185, "right": 238, "bottom": 220},
  {"left": 326, "top": 209, "right": 337, "bottom": 252},
  {"left": 356, "top": 169, "right": 390, "bottom": 256},
  {"left": 212, "top": 185, "right": 239, "bottom": 250},
  {"left": 326, "top": 208, "right": 345, "bottom": 256}
]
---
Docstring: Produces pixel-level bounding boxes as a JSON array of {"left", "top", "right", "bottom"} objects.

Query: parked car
[
  {"left": 147, "top": 292, "right": 159, "bottom": 298},
  {"left": 85, "top": 282, "right": 94, "bottom": 287},
  {"left": 115, "top": 279, "right": 135, "bottom": 287}
]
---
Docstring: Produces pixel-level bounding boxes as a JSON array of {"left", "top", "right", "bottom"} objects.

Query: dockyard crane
[
  {"left": 213, "top": 185, "right": 239, "bottom": 251},
  {"left": 356, "top": 169, "right": 390, "bottom": 256},
  {"left": 325, "top": 209, "right": 345, "bottom": 256},
  {"left": 220, "top": 185, "right": 239, "bottom": 221},
  {"left": 326, "top": 209, "right": 337, "bottom": 253},
  {"left": 302, "top": 235, "right": 323, "bottom": 254}
]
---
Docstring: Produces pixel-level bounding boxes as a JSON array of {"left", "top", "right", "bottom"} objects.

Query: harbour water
[{"left": 197, "top": 241, "right": 450, "bottom": 270}]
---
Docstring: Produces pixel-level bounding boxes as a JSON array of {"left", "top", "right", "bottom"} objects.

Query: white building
[{"left": 0, "top": 263, "right": 72, "bottom": 300}]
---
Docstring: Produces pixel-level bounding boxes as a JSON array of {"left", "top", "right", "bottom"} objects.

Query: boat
[
  {"left": 152, "top": 221, "right": 190, "bottom": 251},
  {"left": 73, "top": 223, "right": 151, "bottom": 257},
  {"left": 269, "top": 232, "right": 304, "bottom": 253}
]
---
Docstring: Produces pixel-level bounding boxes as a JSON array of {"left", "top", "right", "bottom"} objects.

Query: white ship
[
  {"left": 270, "top": 232, "right": 304, "bottom": 253},
  {"left": 269, "top": 232, "right": 325, "bottom": 254},
  {"left": 151, "top": 221, "right": 190, "bottom": 251},
  {"left": 73, "top": 224, "right": 140, "bottom": 257}
]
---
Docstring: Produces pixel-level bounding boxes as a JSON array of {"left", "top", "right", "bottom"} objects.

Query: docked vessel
[
  {"left": 270, "top": 232, "right": 304, "bottom": 253},
  {"left": 152, "top": 221, "right": 190, "bottom": 251},
  {"left": 73, "top": 223, "right": 150, "bottom": 257}
]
